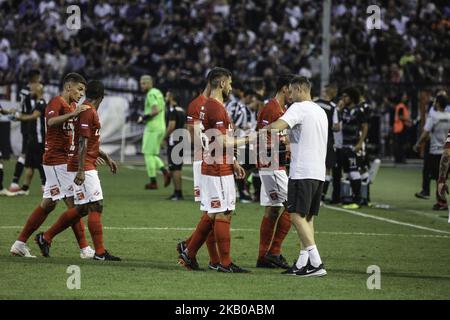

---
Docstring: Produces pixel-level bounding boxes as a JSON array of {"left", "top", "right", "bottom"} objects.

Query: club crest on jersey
[
  {"left": 269, "top": 191, "right": 279, "bottom": 201},
  {"left": 211, "top": 199, "right": 221, "bottom": 208},
  {"left": 76, "top": 191, "right": 85, "bottom": 200},
  {"left": 50, "top": 187, "right": 60, "bottom": 196},
  {"left": 199, "top": 112, "right": 205, "bottom": 120}
]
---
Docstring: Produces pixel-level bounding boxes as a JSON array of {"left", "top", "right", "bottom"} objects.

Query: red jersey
[
  {"left": 257, "top": 98, "right": 286, "bottom": 170},
  {"left": 67, "top": 102, "right": 101, "bottom": 172},
  {"left": 186, "top": 94, "right": 208, "bottom": 125},
  {"left": 187, "top": 94, "right": 208, "bottom": 161},
  {"left": 201, "top": 98, "right": 234, "bottom": 176},
  {"left": 43, "top": 96, "right": 76, "bottom": 166}
]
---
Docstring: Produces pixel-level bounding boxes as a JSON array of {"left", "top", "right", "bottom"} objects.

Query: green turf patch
[{"left": 0, "top": 162, "right": 449, "bottom": 299}]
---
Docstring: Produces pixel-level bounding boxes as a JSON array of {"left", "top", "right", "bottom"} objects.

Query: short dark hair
[
  {"left": 86, "top": 80, "right": 104, "bottom": 100},
  {"left": 342, "top": 87, "right": 360, "bottom": 104},
  {"left": 244, "top": 88, "right": 256, "bottom": 97},
  {"left": 232, "top": 79, "right": 245, "bottom": 92},
  {"left": 63, "top": 72, "right": 87, "bottom": 86},
  {"left": 276, "top": 74, "right": 294, "bottom": 92},
  {"left": 208, "top": 67, "right": 232, "bottom": 88},
  {"left": 436, "top": 95, "right": 449, "bottom": 109},
  {"left": 290, "top": 76, "right": 311, "bottom": 90},
  {"left": 28, "top": 69, "right": 40, "bottom": 82}
]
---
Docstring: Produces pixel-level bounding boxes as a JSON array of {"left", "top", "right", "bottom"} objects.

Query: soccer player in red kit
[
  {"left": 10, "top": 73, "right": 94, "bottom": 259},
  {"left": 35, "top": 80, "right": 120, "bottom": 261},
  {"left": 176, "top": 77, "right": 221, "bottom": 270},
  {"left": 256, "top": 75, "right": 292, "bottom": 269},
  {"left": 178, "top": 67, "right": 255, "bottom": 273}
]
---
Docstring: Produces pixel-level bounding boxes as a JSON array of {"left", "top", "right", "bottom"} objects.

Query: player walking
[
  {"left": 35, "top": 80, "right": 121, "bottom": 261},
  {"left": 10, "top": 73, "right": 93, "bottom": 258}
]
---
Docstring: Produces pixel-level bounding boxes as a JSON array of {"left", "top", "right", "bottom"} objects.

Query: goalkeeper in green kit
[{"left": 138, "top": 75, "right": 171, "bottom": 189}]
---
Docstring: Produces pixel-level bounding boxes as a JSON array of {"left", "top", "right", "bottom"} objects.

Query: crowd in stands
[{"left": 0, "top": 0, "right": 449, "bottom": 159}]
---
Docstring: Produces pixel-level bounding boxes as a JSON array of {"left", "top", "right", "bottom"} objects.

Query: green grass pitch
[{"left": 0, "top": 161, "right": 449, "bottom": 300}]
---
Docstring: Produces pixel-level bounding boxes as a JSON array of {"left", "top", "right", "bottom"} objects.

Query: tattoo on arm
[{"left": 439, "top": 151, "right": 450, "bottom": 180}]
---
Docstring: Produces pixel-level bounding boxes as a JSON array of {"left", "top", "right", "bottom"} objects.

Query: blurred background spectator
[{"left": 0, "top": 0, "right": 449, "bottom": 160}]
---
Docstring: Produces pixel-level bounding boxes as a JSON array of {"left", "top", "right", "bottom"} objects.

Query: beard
[{"left": 222, "top": 89, "right": 231, "bottom": 102}]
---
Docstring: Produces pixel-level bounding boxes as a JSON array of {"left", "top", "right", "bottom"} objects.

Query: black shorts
[
  {"left": 0, "top": 122, "right": 12, "bottom": 160},
  {"left": 325, "top": 145, "right": 336, "bottom": 169},
  {"left": 429, "top": 154, "right": 443, "bottom": 180},
  {"left": 25, "top": 142, "right": 44, "bottom": 169},
  {"left": 341, "top": 147, "right": 362, "bottom": 173},
  {"left": 22, "top": 134, "right": 29, "bottom": 154},
  {"left": 287, "top": 179, "right": 324, "bottom": 216},
  {"left": 167, "top": 143, "right": 183, "bottom": 171}
]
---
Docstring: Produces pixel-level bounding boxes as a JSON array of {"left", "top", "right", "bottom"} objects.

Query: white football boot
[
  {"left": 80, "top": 246, "right": 95, "bottom": 259},
  {"left": 10, "top": 241, "right": 36, "bottom": 258}
]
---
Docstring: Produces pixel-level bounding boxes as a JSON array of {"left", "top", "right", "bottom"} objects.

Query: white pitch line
[
  {"left": 404, "top": 209, "right": 447, "bottom": 221},
  {"left": 125, "top": 165, "right": 450, "bottom": 234},
  {"left": 324, "top": 205, "right": 450, "bottom": 235},
  {"left": 0, "top": 225, "right": 449, "bottom": 239}
]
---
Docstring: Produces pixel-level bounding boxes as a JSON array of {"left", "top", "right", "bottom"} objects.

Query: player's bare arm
[
  {"left": 47, "top": 104, "right": 89, "bottom": 127},
  {"left": 138, "top": 105, "right": 160, "bottom": 123},
  {"left": 165, "top": 120, "right": 176, "bottom": 140},
  {"left": 264, "top": 118, "right": 289, "bottom": 131},
  {"left": 438, "top": 148, "right": 450, "bottom": 196},
  {"left": 233, "top": 159, "right": 245, "bottom": 180},
  {"left": 15, "top": 110, "right": 41, "bottom": 121},
  {"left": 99, "top": 149, "right": 117, "bottom": 174},
  {"left": 413, "top": 129, "right": 430, "bottom": 152},
  {"left": 74, "top": 136, "right": 88, "bottom": 185},
  {"left": 355, "top": 122, "right": 368, "bottom": 152},
  {"left": 218, "top": 131, "right": 257, "bottom": 149}
]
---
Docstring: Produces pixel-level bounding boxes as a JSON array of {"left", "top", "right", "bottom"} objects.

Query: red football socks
[
  {"left": 206, "top": 229, "right": 220, "bottom": 264},
  {"left": 186, "top": 214, "right": 214, "bottom": 259},
  {"left": 268, "top": 210, "right": 291, "bottom": 256},
  {"left": 214, "top": 219, "right": 231, "bottom": 267},
  {"left": 88, "top": 212, "right": 105, "bottom": 255},
  {"left": 185, "top": 235, "right": 192, "bottom": 246},
  {"left": 71, "top": 218, "right": 89, "bottom": 249},
  {"left": 258, "top": 215, "right": 276, "bottom": 259},
  {"left": 18, "top": 206, "right": 49, "bottom": 242},
  {"left": 44, "top": 208, "right": 82, "bottom": 243}
]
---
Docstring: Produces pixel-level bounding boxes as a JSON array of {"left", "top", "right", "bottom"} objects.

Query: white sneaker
[
  {"left": 80, "top": 246, "right": 95, "bottom": 259},
  {"left": 13, "top": 189, "right": 30, "bottom": 196},
  {"left": 10, "top": 241, "right": 36, "bottom": 258},
  {"left": 0, "top": 189, "right": 13, "bottom": 196},
  {"left": 8, "top": 183, "right": 21, "bottom": 192}
]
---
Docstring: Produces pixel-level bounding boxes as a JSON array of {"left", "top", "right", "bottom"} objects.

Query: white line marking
[
  {"left": 404, "top": 209, "right": 447, "bottom": 221},
  {"left": 324, "top": 205, "right": 450, "bottom": 235},
  {"left": 125, "top": 165, "right": 450, "bottom": 234},
  {"left": 0, "top": 226, "right": 449, "bottom": 239}
]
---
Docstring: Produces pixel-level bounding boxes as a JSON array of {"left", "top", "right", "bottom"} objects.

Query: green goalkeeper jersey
[{"left": 144, "top": 88, "right": 166, "bottom": 131}]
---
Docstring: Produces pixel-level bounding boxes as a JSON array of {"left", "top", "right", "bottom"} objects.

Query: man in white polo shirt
[{"left": 264, "top": 76, "right": 328, "bottom": 277}]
